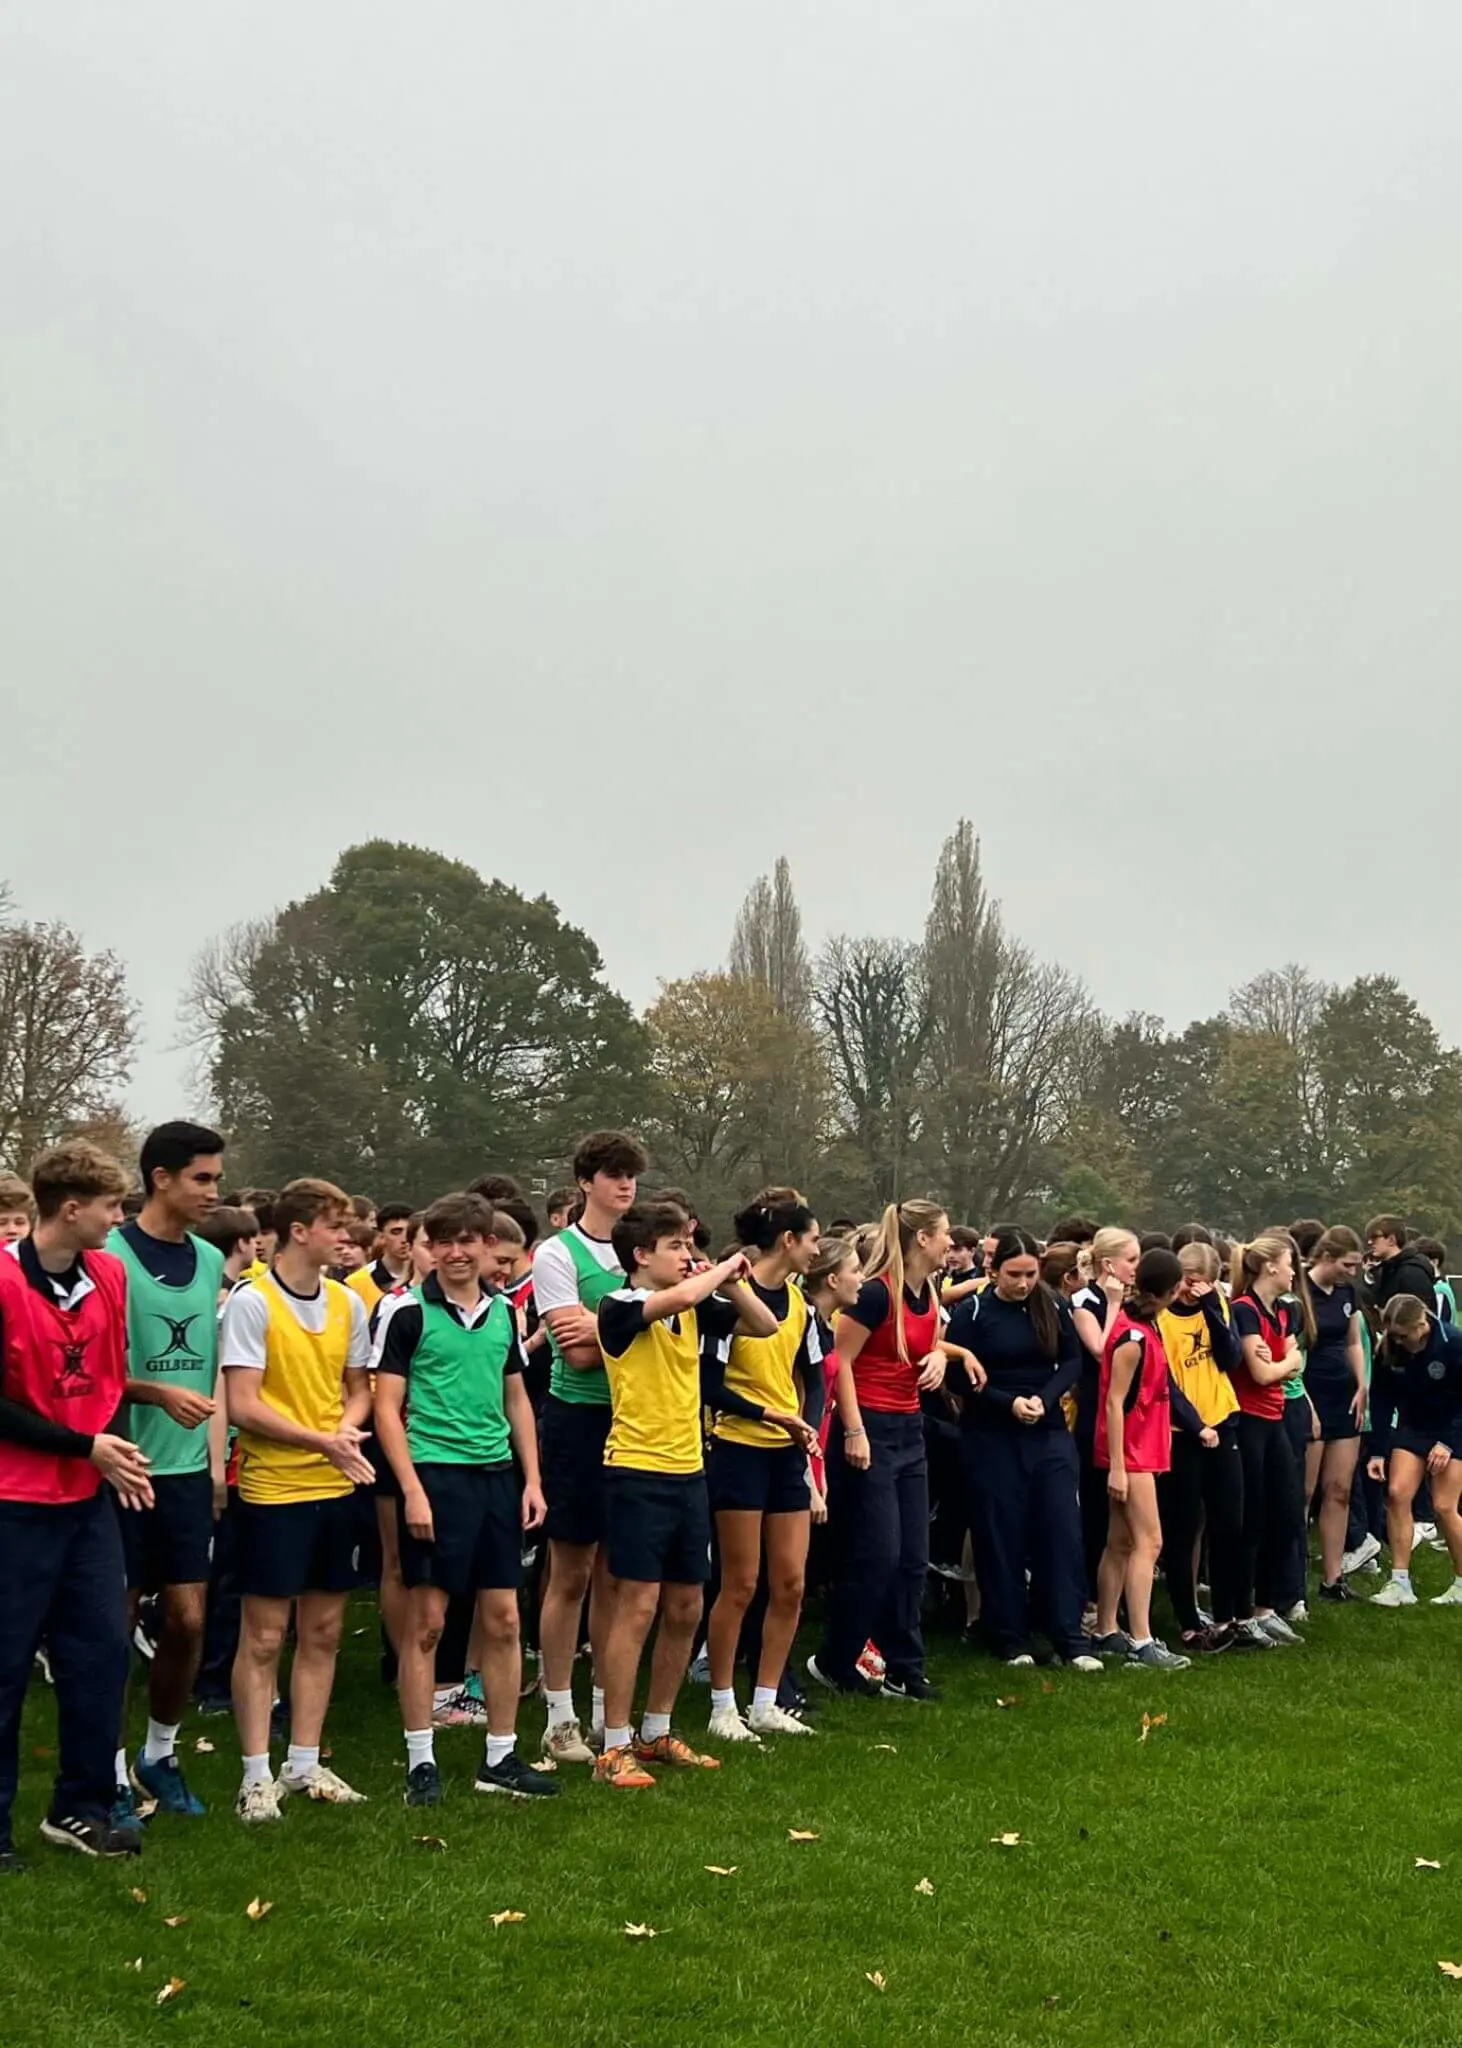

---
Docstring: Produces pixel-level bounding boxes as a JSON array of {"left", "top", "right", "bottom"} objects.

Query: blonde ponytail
[{"left": 862, "top": 1199, "right": 947, "bottom": 1363}]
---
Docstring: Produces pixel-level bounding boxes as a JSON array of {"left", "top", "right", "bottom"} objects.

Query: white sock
[
  {"left": 114, "top": 1747, "right": 128, "bottom": 1789},
  {"left": 1129, "top": 1637, "right": 1153, "bottom": 1650},
  {"left": 286, "top": 1743, "right": 320, "bottom": 1779},
  {"left": 544, "top": 1688, "right": 575, "bottom": 1724},
  {"left": 591, "top": 1684, "right": 605, "bottom": 1731},
  {"left": 485, "top": 1733, "right": 516, "bottom": 1768},
  {"left": 752, "top": 1685, "right": 777, "bottom": 1713},
  {"left": 640, "top": 1710, "right": 671, "bottom": 1743},
  {"left": 710, "top": 1687, "right": 737, "bottom": 1713},
  {"left": 143, "top": 1718, "right": 179, "bottom": 1766},
  {"left": 405, "top": 1728, "right": 435, "bottom": 1771},
  {"left": 603, "top": 1724, "right": 632, "bottom": 1754},
  {"left": 1394, "top": 1569, "right": 1413, "bottom": 1589},
  {"left": 242, "top": 1752, "right": 271, "bottom": 1787}
]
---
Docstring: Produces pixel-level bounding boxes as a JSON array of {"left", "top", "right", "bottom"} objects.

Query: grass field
[{"left": 8, "top": 1549, "right": 1462, "bottom": 2048}]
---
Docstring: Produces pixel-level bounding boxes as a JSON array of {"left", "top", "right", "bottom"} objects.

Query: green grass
[{"left": 8, "top": 1552, "right": 1462, "bottom": 2048}]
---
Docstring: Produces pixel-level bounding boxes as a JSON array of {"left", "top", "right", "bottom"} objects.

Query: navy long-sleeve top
[
  {"left": 947, "top": 1288, "right": 1081, "bottom": 1432},
  {"left": 1370, "top": 1316, "right": 1462, "bottom": 1455}
]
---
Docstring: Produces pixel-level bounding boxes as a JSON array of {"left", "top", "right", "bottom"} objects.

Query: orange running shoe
[
  {"left": 594, "top": 1744, "right": 656, "bottom": 1789},
  {"left": 633, "top": 1733, "right": 721, "bottom": 1771}
]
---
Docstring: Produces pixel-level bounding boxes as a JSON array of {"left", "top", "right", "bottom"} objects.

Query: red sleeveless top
[
  {"left": 0, "top": 1248, "right": 127, "bottom": 1503},
  {"left": 1095, "top": 1310, "right": 1172, "bottom": 1474},
  {"left": 851, "top": 1279, "right": 940, "bottom": 1416}
]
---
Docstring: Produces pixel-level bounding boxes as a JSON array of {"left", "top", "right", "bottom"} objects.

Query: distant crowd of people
[{"left": 0, "top": 1122, "right": 1456, "bottom": 1870}]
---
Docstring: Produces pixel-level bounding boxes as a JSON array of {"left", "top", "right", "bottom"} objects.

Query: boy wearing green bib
[
  {"left": 531, "top": 1130, "right": 647, "bottom": 1766},
  {"left": 108, "top": 1121, "right": 228, "bottom": 1819},
  {"left": 375, "top": 1193, "right": 557, "bottom": 1807}
]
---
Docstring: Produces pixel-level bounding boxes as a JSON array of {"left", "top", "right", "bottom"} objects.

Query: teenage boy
[
  {"left": 235, "top": 1191, "right": 278, "bottom": 1279},
  {"left": 545, "top": 1187, "right": 577, "bottom": 1233},
  {"left": 221, "top": 1178, "right": 375, "bottom": 1822},
  {"left": 1366, "top": 1218, "right": 1438, "bottom": 1313},
  {"left": 532, "top": 1130, "right": 647, "bottom": 1764},
  {"left": 374, "top": 1194, "right": 556, "bottom": 1804},
  {"left": 0, "top": 1142, "right": 152, "bottom": 1868},
  {"left": 594, "top": 1203, "right": 778, "bottom": 1788},
  {"left": 0, "top": 1176, "right": 35, "bottom": 1248},
  {"left": 346, "top": 1203, "right": 414, "bottom": 1318},
  {"left": 108, "top": 1122, "right": 228, "bottom": 1818}
]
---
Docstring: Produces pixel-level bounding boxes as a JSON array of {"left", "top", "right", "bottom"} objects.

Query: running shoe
[
  {"left": 433, "top": 1686, "right": 488, "bottom": 1729},
  {"left": 0, "top": 1847, "right": 27, "bottom": 1876},
  {"left": 748, "top": 1700, "right": 815, "bottom": 1736},
  {"left": 1004, "top": 1653, "right": 1037, "bottom": 1668},
  {"left": 236, "top": 1776, "right": 283, "bottom": 1824},
  {"left": 41, "top": 1811, "right": 141, "bottom": 1858},
  {"left": 688, "top": 1647, "right": 711, "bottom": 1685},
  {"left": 111, "top": 1784, "right": 145, "bottom": 1831},
  {"left": 1184, "top": 1624, "right": 1235, "bottom": 1656},
  {"left": 403, "top": 1761, "right": 443, "bottom": 1807},
  {"left": 1065, "top": 1655, "right": 1105, "bottom": 1674},
  {"left": 1089, "top": 1632, "right": 1134, "bottom": 1660},
  {"left": 1415, "top": 1521, "right": 1438, "bottom": 1544},
  {"left": 1230, "top": 1619, "right": 1278, "bottom": 1651},
  {"left": 131, "top": 1750, "right": 206, "bottom": 1817},
  {"left": 879, "top": 1674, "right": 941, "bottom": 1702},
  {"left": 278, "top": 1762, "right": 367, "bottom": 1804},
  {"left": 633, "top": 1733, "right": 721, "bottom": 1770},
  {"left": 1257, "top": 1613, "right": 1305, "bottom": 1644},
  {"left": 594, "top": 1744, "right": 656, "bottom": 1789},
  {"left": 1431, "top": 1582, "right": 1462, "bottom": 1607},
  {"left": 707, "top": 1703, "right": 761, "bottom": 1743},
  {"left": 1370, "top": 1579, "right": 1418, "bottom": 1608},
  {"left": 1342, "top": 1533, "right": 1382, "bottom": 1576},
  {"left": 475, "top": 1753, "right": 560, "bottom": 1800},
  {"left": 1283, "top": 1601, "right": 1309, "bottom": 1624},
  {"left": 541, "top": 1717, "right": 595, "bottom": 1765},
  {"left": 1318, "top": 1578, "right": 1357, "bottom": 1603},
  {"left": 1124, "top": 1639, "right": 1191, "bottom": 1671},
  {"left": 1194, "top": 1607, "right": 1215, "bottom": 1629},
  {"left": 806, "top": 1655, "right": 880, "bottom": 1698}
]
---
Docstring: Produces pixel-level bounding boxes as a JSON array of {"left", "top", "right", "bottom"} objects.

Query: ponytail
[{"left": 863, "top": 1199, "right": 947, "bottom": 1364}]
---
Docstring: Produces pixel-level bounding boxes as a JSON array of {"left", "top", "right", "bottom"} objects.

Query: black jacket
[{"left": 1370, "top": 1247, "right": 1438, "bottom": 1313}]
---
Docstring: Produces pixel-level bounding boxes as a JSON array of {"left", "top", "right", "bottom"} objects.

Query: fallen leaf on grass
[
  {"left": 990, "top": 1833, "right": 1023, "bottom": 1848},
  {"left": 1139, "top": 1712, "right": 1168, "bottom": 1744},
  {"left": 131, "top": 1887, "right": 148, "bottom": 1905},
  {"left": 163, "top": 1916, "right": 189, "bottom": 1929},
  {"left": 1041, "top": 1680, "right": 1055, "bottom": 1696},
  {"left": 193, "top": 1738, "right": 215, "bottom": 1755},
  {"left": 704, "top": 1866, "right": 738, "bottom": 1877},
  {"left": 245, "top": 1898, "right": 273, "bottom": 1921},
  {"left": 127, "top": 1958, "right": 143, "bottom": 1972},
  {"left": 623, "top": 1922, "right": 659, "bottom": 1939},
  {"left": 788, "top": 1829, "right": 820, "bottom": 1842},
  {"left": 490, "top": 1910, "right": 526, "bottom": 1928},
  {"left": 995, "top": 1697, "right": 1018, "bottom": 1709},
  {"left": 1043, "top": 1994, "right": 1062, "bottom": 2009},
  {"left": 1439, "top": 1961, "right": 1462, "bottom": 1979},
  {"left": 914, "top": 1878, "right": 935, "bottom": 1896},
  {"left": 156, "top": 1978, "right": 186, "bottom": 2007},
  {"left": 352, "top": 1626, "right": 367, "bottom": 1636},
  {"left": 1417, "top": 1858, "right": 1443, "bottom": 1871},
  {"left": 413, "top": 1836, "right": 448, "bottom": 1851},
  {"left": 32, "top": 1746, "right": 53, "bottom": 1760},
  {"left": 870, "top": 1743, "right": 898, "bottom": 1753},
  {"left": 865, "top": 1971, "right": 887, "bottom": 1992}
]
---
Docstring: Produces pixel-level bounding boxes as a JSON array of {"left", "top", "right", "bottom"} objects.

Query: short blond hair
[
  {"left": 29, "top": 1142, "right": 130, "bottom": 1220},
  {"left": 0, "top": 1174, "right": 35, "bottom": 1221}
]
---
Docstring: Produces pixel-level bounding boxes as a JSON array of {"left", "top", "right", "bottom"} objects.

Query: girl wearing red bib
[
  {"left": 1228, "top": 1235, "right": 1308, "bottom": 1648},
  {"left": 1092, "top": 1249, "right": 1191, "bottom": 1671}
]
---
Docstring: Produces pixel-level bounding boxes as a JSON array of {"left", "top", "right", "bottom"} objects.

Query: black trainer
[
  {"left": 806, "top": 1654, "right": 880, "bottom": 1698},
  {"left": 0, "top": 1846, "right": 27, "bottom": 1876},
  {"left": 404, "top": 1761, "right": 443, "bottom": 1808},
  {"left": 880, "top": 1673, "right": 941, "bottom": 1703},
  {"left": 40, "top": 1811, "right": 142, "bottom": 1858},
  {"left": 475, "top": 1752, "right": 560, "bottom": 1800},
  {"left": 1318, "top": 1578, "right": 1356, "bottom": 1603}
]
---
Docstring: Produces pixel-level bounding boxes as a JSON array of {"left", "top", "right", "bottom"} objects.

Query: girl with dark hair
[
  {"left": 950, "top": 1231, "right": 1102, "bottom": 1672},
  {"left": 810, "top": 1201, "right": 967, "bottom": 1701},
  {"left": 1092, "top": 1248, "right": 1191, "bottom": 1669},
  {"left": 1367, "top": 1295, "right": 1462, "bottom": 1609},
  {"left": 1302, "top": 1226, "right": 1369, "bottom": 1600},
  {"left": 703, "top": 1191, "right": 821, "bottom": 1742}
]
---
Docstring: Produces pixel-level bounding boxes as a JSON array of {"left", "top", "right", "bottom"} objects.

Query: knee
[
  {"left": 550, "top": 1558, "right": 592, "bottom": 1607},
  {"left": 661, "top": 1588, "right": 703, "bottom": 1633},
  {"left": 241, "top": 1616, "right": 287, "bottom": 1663},
  {"left": 1387, "top": 1482, "right": 1412, "bottom": 1514},
  {"left": 1321, "top": 1476, "right": 1351, "bottom": 1511},
  {"left": 299, "top": 1612, "right": 344, "bottom": 1658},
  {"left": 769, "top": 1571, "right": 806, "bottom": 1611},
  {"left": 612, "top": 1585, "right": 659, "bottom": 1633},
  {"left": 478, "top": 1599, "right": 519, "bottom": 1647},
  {"left": 162, "top": 1589, "right": 206, "bottom": 1641},
  {"left": 717, "top": 1570, "right": 759, "bottom": 1613},
  {"left": 412, "top": 1621, "right": 444, "bottom": 1657}
]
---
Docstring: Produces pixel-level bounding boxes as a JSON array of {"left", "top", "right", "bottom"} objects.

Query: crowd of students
[{"left": 0, "top": 1121, "right": 1458, "bottom": 1870}]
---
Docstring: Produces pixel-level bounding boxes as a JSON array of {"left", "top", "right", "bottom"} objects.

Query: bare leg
[
  {"left": 288, "top": 1592, "right": 347, "bottom": 1749},
  {"left": 233, "top": 1596, "right": 290, "bottom": 1758}
]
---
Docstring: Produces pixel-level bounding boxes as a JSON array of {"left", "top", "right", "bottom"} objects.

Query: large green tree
[{"left": 193, "top": 842, "right": 647, "bottom": 1197}]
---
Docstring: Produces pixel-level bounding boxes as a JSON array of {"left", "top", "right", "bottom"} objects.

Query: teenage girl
[
  {"left": 1229, "top": 1236, "right": 1308, "bottom": 1647},
  {"left": 1092, "top": 1248, "right": 1191, "bottom": 1669},
  {"left": 1368, "top": 1295, "right": 1462, "bottom": 1608},
  {"left": 950, "top": 1230, "right": 1102, "bottom": 1672},
  {"left": 704, "top": 1191, "right": 821, "bottom": 1742},
  {"left": 1301, "top": 1225, "right": 1369, "bottom": 1600},
  {"left": 1070, "top": 1230, "right": 1139, "bottom": 1602},
  {"left": 810, "top": 1201, "right": 962, "bottom": 1702},
  {"left": 1156, "top": 1242, "right": 1249, "bottom": 1653}
]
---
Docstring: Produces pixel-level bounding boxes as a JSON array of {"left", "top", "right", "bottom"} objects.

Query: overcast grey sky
[{"left": 4, "top": 3, "right": 1460, "bottom": 1124}]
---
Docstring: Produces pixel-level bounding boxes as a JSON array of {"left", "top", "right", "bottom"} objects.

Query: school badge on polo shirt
[{"left": 1428, "top": 1358, "right": 1446, "bottom": 1380}]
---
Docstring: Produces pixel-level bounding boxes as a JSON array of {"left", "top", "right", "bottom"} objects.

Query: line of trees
[{"left": 5, "top": 833, "right": 1462, "bottom": 1240}]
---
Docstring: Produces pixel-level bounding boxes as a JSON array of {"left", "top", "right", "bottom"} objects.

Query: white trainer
[
  {"left": 278, "top": 1763, "right": 367, "bottom": 1804},
  {"left": 1371, "top": 1580, "right": 1418, "bottom": 1608},
  {"left": 747, "top": 1700, "right": 815, "bottom": 1736},
  {"left": 236, "top": 1776, "right": 283, "bottom": 1825},
  {"left": 1342, "top": 1534, "right": 1382, "bottom": 1575},
  {"left": 541, "top": 1718, "right": 595, "bottom": 1765},
  {"left": 707, "top": 1703, "right": 762, "bottom": 1744},
  {"left": 1430, "top": 1582, "right": 1462, "bottom": 1606}
]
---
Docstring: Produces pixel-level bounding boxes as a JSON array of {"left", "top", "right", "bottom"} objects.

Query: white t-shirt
[
  {"left": 221, "top": 1275, "right": 371, "bottom": 1372},
  {"left": 531, "top": 1225, "right": 620, "bottom": 1315}
]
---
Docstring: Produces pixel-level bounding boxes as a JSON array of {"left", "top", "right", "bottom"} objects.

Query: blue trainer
[{"left": 131, "top": 1749, "right": 206, "bottom": 1817}]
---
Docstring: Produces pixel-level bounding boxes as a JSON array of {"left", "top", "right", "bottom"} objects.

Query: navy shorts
[
  {"left": 1392, "top": 1426, "right": 1462, "bottom": 1463},
  {"left": 236, "top": 1493, "right": 359, "bottom": 1599},
  {"left": 708, "top": 1438, "right": 811, "bottom": 1516},
  {"left": 397, "top": 1463, "right": 521, "bottom": 1595},
  {"left": 122, "top": 1469, "right": 216, "bottom": 1592},
  {"left": 1306, "top": 1363, "right": 1361, "bottom": 1442},
  {"left": 605, "top": 1468, "right": 711, "bottom": 1585},
  {"left": 541, "top": 1396, "right": 611, "bottom": 1547}
]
